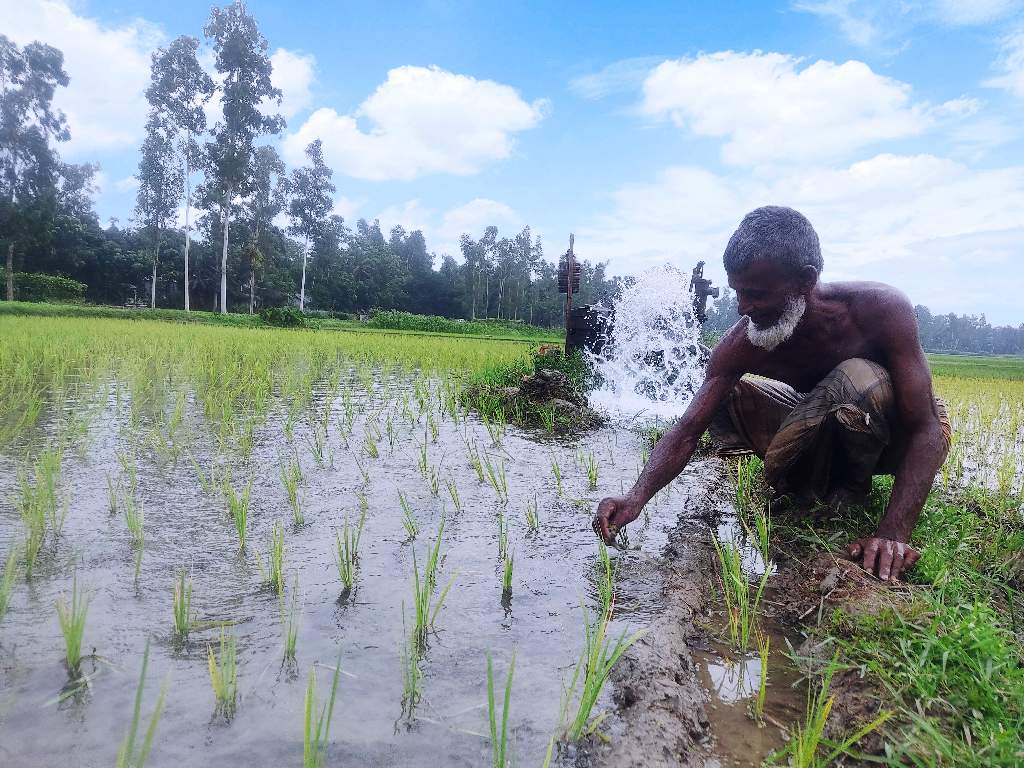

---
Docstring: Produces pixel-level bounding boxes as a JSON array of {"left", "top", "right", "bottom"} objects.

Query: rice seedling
[
  {"left": 255, "top": 521, "right": 286, "bottom": 590},
  {"left": 498, "top": 511, "right": 510, "bottom": 559},
  {"left": 550, "top": 456, "right": 563, "bottom": 495},
  {"left": 188, "top": 453, "right": 215, "bottom": 495},
  {"left": 173, "top": 566, "right": 197, "bottom": 638},
  {"left": 774, "top": 654, "right": 892, "bottom": 767},
  {"left": 483, "top": 409, "right": 502, "bottom": 446},
  {"left": 15, "top": 466, "right": 47, "bottom": 579},
  {"left": 487, "top": 646, "right": 517, "bottom": 768},
  {"left": 561, "top": 598, "right": 643, "bottom": 740},
  {"left": 115, "top": 447, "right": 138, "bottom": 492},
  {"left": 399, "top": 492, "right": 418, "bottom": 539},
  {"left": 207, "top": 627, "right": 238, "bottom": 718},
  {"left": 752, "top": 627, "right": 769, "bottom": 720},
  {"left": 444, "top": 475, "right": 462, "bottom": 513},
  {"left": 280, "top": 574, "right": 302, "bottom": 659},
  {"left": 415, "top": 433, "right": 429, "bottom": 478},
  {"left": 116, "top": 636, "right": 169, "bottom": 768},
  {"left": 409, "top": 516, "right": 458, "bottom": 642},
  {"left": 123, "top": 492, "right": 144, "bottom": 548},
  {"left": 279, "top": 453, "right": 305, "bottom": 525},
  {"left": 398, "top": 603, "right": 422, "bottom": 717},
  {"left": 483, "top": 451, "right": 508, "bottom": 503},
  {"left": 354, "top": 455, "right": 370, "bottom": 483},
  {"left": 223, "top": 473, "right": 254, "bottom": 549},
  {"left": 56, "top": 568, "right": 90, "bottom": 672},
  {"left": 502, "top": 552, "right": 514, "bottom": 594},
  {"left": 0, "top": 549, "right": 18, "bottom": 625},
  {"left": 712, "top": 533, "right": 768, "bottom": 653},
  {"left": 524, "top": 494, "right": 539, "bottom": 530},
  {"left": 539, "top": 408, "right": 555, "bottom": 432},
  {"left": 465, "top": 439, "right": 486, "bottom": 482},
  {"left": 595, "top": 541, "right": 616, "bottom": 618},
  {"left": 732, "top": 455, "right": 765, "bottom": 517},
  {"left": 306, "top": 420, "right": 332, "bottom": 468},
  {"left": 334, "top": 507, "right": 367, "bottom": 590},
  {"left": 428, "top": 465, "right": 440, "bottom": 496},
  {"left": 303, "top": 657, "right": 342, "bottom": 768},
  {"left": 107, "top": 472, "right": 119, "bottom": 514},
  {"left": 362, "top": 433, "right": 379, "bottom": 458},
  {"left": 426, "top": 411, "right": 439, "bottom": 442},
  {"left": 583, "top": 450, "right": 600, "bottom": 489}
]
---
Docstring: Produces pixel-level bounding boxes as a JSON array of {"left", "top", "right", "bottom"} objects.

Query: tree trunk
[
  {"left": 6, "top": 242, "right": 13, "bottom": 302},
  {"left": 220, "top": 187, "right": 230, "bottom": 315},
  {"left": 151, "top": 224, "right": 160, "bottom": 310},
  {"left": 300, "top": 235, "right": 309, "bottom": 311},
  {"left": 184, "top": 152, "right": 192, "bottom": 313},
  {"left": 249, "top": 263, "right": 256, "bottom": 314}
]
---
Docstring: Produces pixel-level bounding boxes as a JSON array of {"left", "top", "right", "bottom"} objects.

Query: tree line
[{"left": 0, "top": 2, "right": 620, "bottom": 323}]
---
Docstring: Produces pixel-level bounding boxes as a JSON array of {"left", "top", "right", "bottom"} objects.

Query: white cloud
[
  {"left": 2, "top": 0, "right": 160, "bottom": 156},
  {"left": 932, "top": 0, "right": 1022, "bottom": 26},
  {"left": 794, "top": 1, "right": 887, "bottom": 49},
  {"left": 580, "top": 154, "right": 1024, "bottom": 314},
  {"left": 115, "top": 176, "right": 139, "bottom": 193},
  {"left": 984, "top": 31, "right": 1024, "bottom": 98},
  {"left": 639, "top": 51, "right": 931, "bottom": 166},
  {"left": 283, "top": 65, "right": 548, "bottom": 180},
  {"left": 569, "top": 57, "right": 664, "bottom": 99},
  {"left": 374, "top": 198, "right": 523, "bottom": 261},
  {"left": 270, "top": 48, "right": 316, "bottom": 119}
]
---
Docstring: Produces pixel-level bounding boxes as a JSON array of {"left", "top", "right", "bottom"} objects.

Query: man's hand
[
  {"left": 593, "top": 496, "right": 641, "bottom": 545},
  {"left": 847, "top": 537, "right": 920, "bottom": 581}
]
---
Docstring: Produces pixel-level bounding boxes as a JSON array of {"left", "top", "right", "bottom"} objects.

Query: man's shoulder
[{"left": 825, "top": 280, "right": 913, "bottom": 318}]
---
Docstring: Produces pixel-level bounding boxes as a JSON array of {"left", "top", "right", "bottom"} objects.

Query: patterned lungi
[{"left": 709, "top": 358, "right": 952, "bottom": 502}]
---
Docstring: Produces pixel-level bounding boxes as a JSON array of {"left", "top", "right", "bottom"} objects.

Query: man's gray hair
[{"left": 723, "top": 206, "right": 823, "bottom": 276}]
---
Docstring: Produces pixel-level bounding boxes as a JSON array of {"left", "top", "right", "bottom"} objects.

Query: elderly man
[{"left": 594, "top": 206, "right": 950, "bottom": 582}]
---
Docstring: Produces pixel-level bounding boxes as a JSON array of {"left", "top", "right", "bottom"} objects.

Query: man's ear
[{"left": 797, "top": 264, "right": 819, "bottom": 294}]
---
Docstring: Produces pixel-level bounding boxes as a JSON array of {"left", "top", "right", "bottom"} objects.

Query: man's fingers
[
  {"left": 861, "top": 541, "right": 879, "bottom": 576},
  {"left": 888, "top": 549, "right": 905, "bottom": 581},
  {"left": 903, "top": 547, "right": 921, "bottom": 570},
  {"left": 848, "top": 541, "right": 862, "bottom": 559}
]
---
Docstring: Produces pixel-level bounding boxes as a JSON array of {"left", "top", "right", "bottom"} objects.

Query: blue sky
[{"left": 4, "top": 0, "right": 1024, "bottom": 323}]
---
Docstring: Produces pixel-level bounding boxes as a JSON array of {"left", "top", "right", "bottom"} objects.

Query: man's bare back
[{"left": 593, "top": 207, "right": 949, "bottom": 582}]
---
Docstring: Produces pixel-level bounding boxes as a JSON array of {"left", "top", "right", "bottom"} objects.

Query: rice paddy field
[
  {"left": 1, "top": 315, "right": 1023, "bottom": 767},
  {"left": 0, "top": 315, "right": 685, "bottom": 767}
]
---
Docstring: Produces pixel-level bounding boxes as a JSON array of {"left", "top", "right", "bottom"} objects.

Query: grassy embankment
[
  {"left": 0, "top": 302, "right": 561, "bottom": 344},
  {"left": 729, "top": 355, "right": 1024, "bottom": 766}
]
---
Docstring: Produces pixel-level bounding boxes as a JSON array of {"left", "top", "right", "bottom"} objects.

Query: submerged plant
[
  {"left": 207, "top": 627, "right": 238, "bottom": 718},
  {"left": 502, "top": 552, "right": 514, "bottom": 594},
  {"left": 753, "top": 627, "right": 769, "bottom": 720},
  {"left": 56, "top": 568, "right": 90, "bottom": 672},
  {"left": 334, "top": 507, "right": 367, "bottom": 590},
  {"left": 116, "top": 636, "right": 169, "bottom": 768},
  {"left": 303, "top": 658, "right": 341, "bottom": 768},
  {"left": 279, "top": 453, "right": 305, "bottom": 525},
  {"left": 398, "top": 491, "right": 418, "bottom": 539},
  {"left": 561, "top": 599, "right": 642, "bottom": 740},
  {"left": 280, "top": 574, "right": 302, "bottom": 659},
  {"left": 0, "top": 549, "right": 18, "bottom": 625},
  {"left": 497, "top": 511, "right": 509, "bottom": 559},
  {"left": 409, "top": 516, "right": 458, "bottom": 642},
  {"left": 398, "top": 603, "right": 422, "bottom": 717},
  {"left": 255, "top": 522, "right": 286, "bottom": 591},
  {"left": 173, "top": 566, "right": 197, "bottom": 638},
  {"left": 487, "top": 646, "right": 517, "bottom": 768},
  {"left": 223, "top": 474, "right": 254, "bottom": 549}
]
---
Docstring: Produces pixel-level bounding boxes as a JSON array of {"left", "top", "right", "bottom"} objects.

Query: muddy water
[{"left": 0, "top": 368, "right": 722, "bottom": 767}]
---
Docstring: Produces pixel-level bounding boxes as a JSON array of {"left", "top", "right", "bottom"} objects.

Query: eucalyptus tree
[
  {"left": 134, "top": 115, "right": 184, "bottom": 308},
  {"left": 0, "top": 34, "right": 69, "bottom": 300},
  {"left": 145, "top": 36, "right": 215, "bottom": 312},
  {"left": 287, "top": 139, "right": 335, "bottom": 311},
  {"left": 203, "top": 1, "right": 285, "bottom": 313},
  {"left": 242, "top": 144, "right": 287, "bottom": 313}
]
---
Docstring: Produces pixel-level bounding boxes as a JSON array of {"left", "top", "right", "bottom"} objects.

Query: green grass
[
  {"left": 116, "top": 636, "right": 169, "bottom": 768},
  {"left": 926, "top": 353, "right": 1024, "bottom": 380},
  {"left": 0, "top": 549, "right": 18, "bottom": 625},
  {"left": 172, "top": 567, "right": 197, "bottom": 638},
  {"left": 223, "top": 474, "right": 253, "bottom": 549},
  {"left": 334, "top": 508, "right": 366, "bottom": 591},
  {"left": 255, "top": 522, "right": 285, "bottom": 591},
  {"left": 409, "top": 516, "right": 458, "bottom": 643}
]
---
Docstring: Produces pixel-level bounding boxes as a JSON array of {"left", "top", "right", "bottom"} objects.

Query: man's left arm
[{"left": 848, "top": 292, "right": 948, "bottom": 581}]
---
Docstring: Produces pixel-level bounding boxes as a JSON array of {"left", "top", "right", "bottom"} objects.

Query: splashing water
[{"left": 589, "top": 265, "right": 706, "bottom": 422}]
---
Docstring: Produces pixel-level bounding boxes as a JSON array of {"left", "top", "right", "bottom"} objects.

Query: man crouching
[{"left": 593, "top": 206, "right": 951, "bottom": 582}]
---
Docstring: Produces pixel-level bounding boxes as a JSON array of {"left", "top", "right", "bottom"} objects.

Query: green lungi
[{"left": 709, "top": 358, "right": 952, "bottom": 502}]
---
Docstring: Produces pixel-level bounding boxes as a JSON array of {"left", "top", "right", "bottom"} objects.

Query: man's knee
[{"left": 831, "top": 358, "right": 890, "bottom": 390}]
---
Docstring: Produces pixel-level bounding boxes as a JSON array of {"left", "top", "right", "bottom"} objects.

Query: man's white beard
[{"left": 746, "top": 295, "right": 806, "bottom": 351}]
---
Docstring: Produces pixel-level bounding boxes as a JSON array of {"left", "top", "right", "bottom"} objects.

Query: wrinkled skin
[{"left": 593, "top": 259, "right": 948, "bottom": 582}]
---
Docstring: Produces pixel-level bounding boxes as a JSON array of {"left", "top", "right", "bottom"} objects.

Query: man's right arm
[{"left": 593, "top": 349, "right": 743, "bottom": 544}]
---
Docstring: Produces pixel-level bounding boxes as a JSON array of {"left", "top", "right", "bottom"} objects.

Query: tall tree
[
  {"left": 243, "top": 145, "right": 286, "bottom": 313},
  {"left": 134, "top": 115, "right": 183, "bottom": 308},
  {"left": 0, "top": 35, "right": 69, "bottom": 300},
  {"left": 146, "top": 36, "right": 215, "bottom": 313},
  {"left": 287, "top": 139, "right": 334, "bottom": 311},
  {"left": 203, "top": 2, "right": 284, "bottom": 313}
]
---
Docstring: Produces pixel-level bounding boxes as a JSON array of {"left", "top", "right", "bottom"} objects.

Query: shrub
[
  {"left": 11, "top": 273, "right": 86, "bottom": 303},
  {"left": 367, "top": 310, "right": 556, "bottom": 338},
  {"left": 259, "top": 306, "right": 306, "bottom": 328}
]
